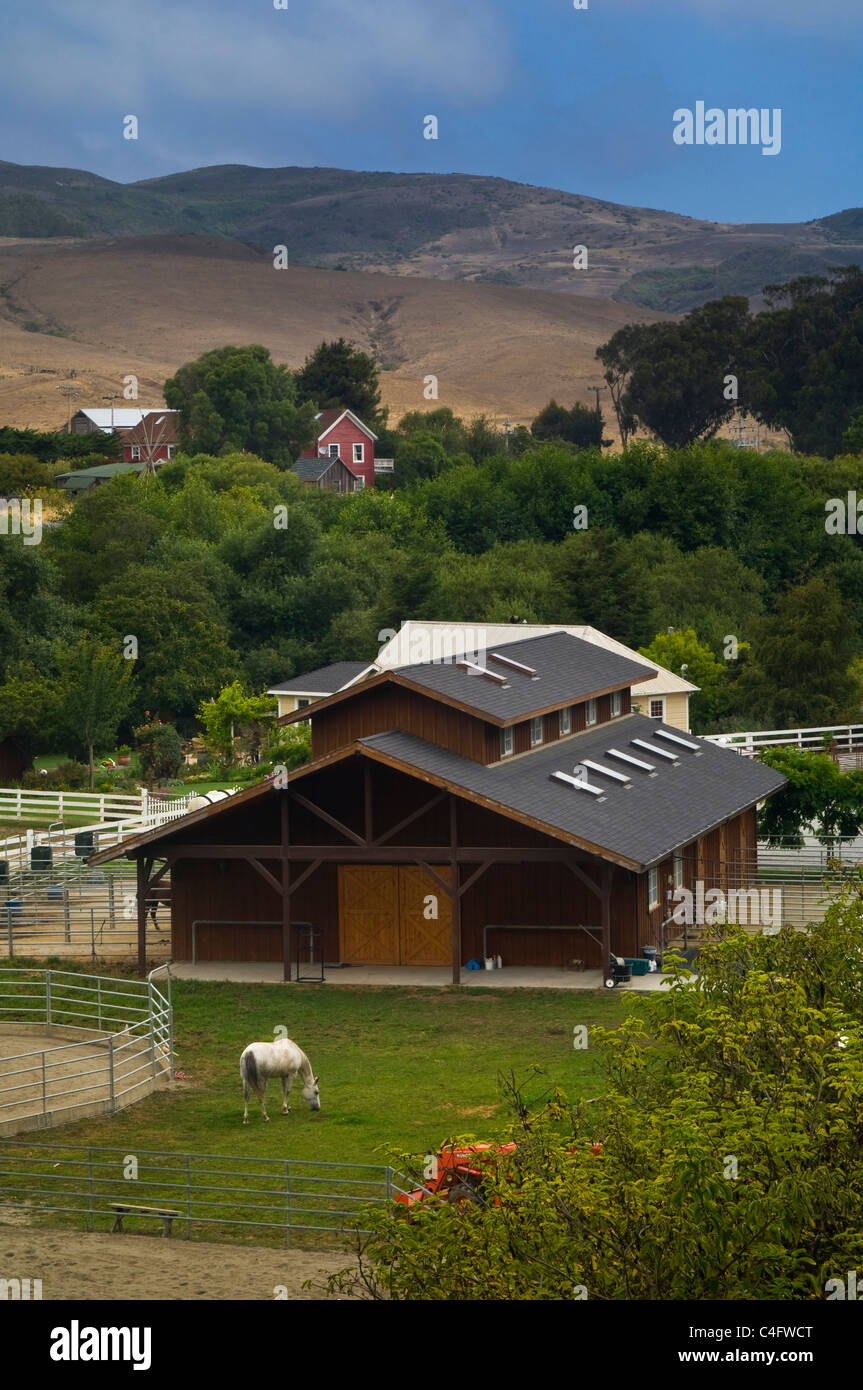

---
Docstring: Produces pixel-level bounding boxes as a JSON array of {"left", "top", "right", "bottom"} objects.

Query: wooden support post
[
  {"left": 600, "top": 863, "right": 613, "bottom": 971},
  {"left": 136, "top": 857, "right": 148, "bottom": 977},
  {"left": 364, "top": 762, "right": 373, "bottom": 846},
  {"left": 281, "top": 794, "right": 292, "bottom": 983},
  {"left": 449, "top": 797, "right": 460, "bottom": 985}
]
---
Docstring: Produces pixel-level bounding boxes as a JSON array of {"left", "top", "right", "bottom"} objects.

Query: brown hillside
[{"left": 0, "top": 235, "right": 666, "bottom": 431}]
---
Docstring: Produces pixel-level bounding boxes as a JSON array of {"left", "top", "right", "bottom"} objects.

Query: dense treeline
[
  {"left": 3, "top": 292, "right": 863, "bottom": 772},
  {"left": 598, "top": 267, "right": 863, "bottom": 454},
  {"left": 2, "top": 431, "right": 863, "bottom": 766}
]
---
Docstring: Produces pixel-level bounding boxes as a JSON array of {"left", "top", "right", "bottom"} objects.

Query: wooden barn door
[
  {"left": 398, "top": 865, "right": 452, "bottom": 965},
  {"left": 338, "top": 865, "right": 452, "bottom": 965},
  {"left": 338, "top": 866, "right": 399, "bottom": 963}
]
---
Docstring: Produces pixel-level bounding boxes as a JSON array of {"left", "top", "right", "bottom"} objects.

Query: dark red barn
[{"left": 94, "top": 632, "right": 786, "bottom": 984}]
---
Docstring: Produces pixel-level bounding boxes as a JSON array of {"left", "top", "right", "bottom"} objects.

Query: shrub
[
  {"left": 328, "top": 894, "right": 863, "bottom": 1301},
  {"left": 134, "top": 722, "right": 184, "bottom": 785}
]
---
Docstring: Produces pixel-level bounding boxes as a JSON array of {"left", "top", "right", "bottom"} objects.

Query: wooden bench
[{"left": 109, "top": 1203, "right": 182, "bottom": 1237}]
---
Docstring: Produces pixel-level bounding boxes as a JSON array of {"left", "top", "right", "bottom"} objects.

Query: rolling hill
[
  {"left": 0, "top": 234, "right": 665, "bottom": 430},
  {"left": 1, "top": 160, "right": 860, "bottom": 312}
]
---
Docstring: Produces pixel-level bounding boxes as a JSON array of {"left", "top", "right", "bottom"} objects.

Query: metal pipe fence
[
  {"left": 0, "top": 1141, "right": 415, "bottom": 1241},
  {"left": 0, "top": 968, "right": 172, "bottom": 1129},
  {"left": 1, "top": 861, "right": 170, "bottom": 959}
]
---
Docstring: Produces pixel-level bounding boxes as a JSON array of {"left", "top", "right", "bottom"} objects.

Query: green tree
[
  {"left": 198, "top": 681, "right": 276, "bottom": 763},
  {"left": 393, "top": 433, "right": 451, "bottom": 487},
  {"left": 55, "top": 641, "right": 136, "bottom": 788},
  {"left": 89, "top": 565, "right": 239, "bottom": 719},
  {"left": 0, "top": 453, "right": 61, "bottom": 494},
  {"left": 735, "top": 576, "right": 858, "bottom": 728},
  {"left": 396, "top": 407, "right": 467, "bottom": 455},
  {"left": 164, "top": 345, "right": 316, "bottom": 466},
  {"left": 328, "top": 903, "right": 863, "bottom": 1300},
  {"left": 597, "top": 297, "right": 750, "bottom": 447},
  {"left": 295, "top": 338, "right": 384, "bottom": 428},
  {"left": 555, "top": 529, "right": 654, "bottom": 648},
  {"left": 749, "top": 267, "right": 863, "bottom": 456},
  {"left": 756, "top": 746, "right": 863, "bottom": 845},
  {"left": 0, "top": 665, "right": 60, "bottom": 776},
  {"left": 638, "top": 627, "right": 726, "bottom": 727},
  {"left": 531, "top": 400, "right": 603, "bottom": 449},
  {"left": 134, "top": 721, "right": 184, "bottom": 785},
  {"left": 842, "top": 406, "right": 863, "bottom": 455}
]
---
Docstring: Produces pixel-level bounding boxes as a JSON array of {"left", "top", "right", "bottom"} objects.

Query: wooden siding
[
  {"left": 312, "top": 684, "right": 487, "bottom": 761},
  {"left": 162, "top": 759, "right": 760, "bottom": 971},
  {"left": 488, "top": 688, "right": 631, "bottom": 764}
]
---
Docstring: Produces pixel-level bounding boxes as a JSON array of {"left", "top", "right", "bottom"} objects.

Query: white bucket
[{"left": 484, "top": 957, "right": 495, "bottom": 970}]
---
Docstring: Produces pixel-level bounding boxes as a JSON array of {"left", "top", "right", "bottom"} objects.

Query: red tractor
[{"left": 396, "top": 1139, "right": 603, "bottom": 1208}]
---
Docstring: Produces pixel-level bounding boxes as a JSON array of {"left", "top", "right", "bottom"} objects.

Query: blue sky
[{"left": 2, "top": 0, "right": 861, "bottom": 223}]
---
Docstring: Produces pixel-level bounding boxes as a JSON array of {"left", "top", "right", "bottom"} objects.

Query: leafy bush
[
  {"left": 134, "top": 722, "right": 184, "bottom": 784},
  {"left": 328, "top": 895, "right": 863, "bottom": 1301},
  {"left": 22, "top": 761, "right": 89, "bottom": 791}
]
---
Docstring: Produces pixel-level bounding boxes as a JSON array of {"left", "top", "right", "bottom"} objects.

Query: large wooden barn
[{"left": 95, "top": 632, "right": 786, "bottom": 982}]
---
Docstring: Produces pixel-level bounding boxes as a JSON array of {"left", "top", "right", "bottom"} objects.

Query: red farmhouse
[
  {"left": 120, "top": 411, "right": 180, "bottom": 466},
  {"left": 300, "top": 409, "right": 377, "bottom": 489}
]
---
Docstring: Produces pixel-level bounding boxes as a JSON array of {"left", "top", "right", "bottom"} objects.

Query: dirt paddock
[{"left": 0, "top": 1226, "right": 357, "bottom": 1300}]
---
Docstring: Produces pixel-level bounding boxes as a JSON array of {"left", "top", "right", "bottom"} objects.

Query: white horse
[{"left": 240, "top": 1037, "right": 321, "bottom": 1123}]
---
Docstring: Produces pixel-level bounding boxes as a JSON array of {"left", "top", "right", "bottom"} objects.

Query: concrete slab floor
[{"left": 169, "top": 962, "right": 672, "bottom": 991}]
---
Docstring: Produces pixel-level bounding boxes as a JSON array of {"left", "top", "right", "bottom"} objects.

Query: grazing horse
[{"left": 240, "top": 1038, "right": 321, "bottom": 1123}]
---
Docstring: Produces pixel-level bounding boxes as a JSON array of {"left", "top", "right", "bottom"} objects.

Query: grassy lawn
[
  {"left": 4, "top": 969, "right": 634, "bottom": 1166},
  {"left": 0, "top": 963, "right": 637, "bottom": 1248}
]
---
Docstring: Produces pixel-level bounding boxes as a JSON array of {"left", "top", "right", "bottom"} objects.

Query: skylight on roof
[
  {"left": 607, "top": 748, "right": 655, "bottom": 772},
  {"left": 653, "top": 729, "right": 701, "bottom": 752},
  {"left": 581, "top": 758, "right": 631, "bottom": 784},
  {"left": 456, "top": 659, "right": 509, "bottom": 687},
  {"left": 550, "top": 771, "right": 605, "bottom": 798},
  {"left": 489, "top": 651, "right": 539, "bottom": 678},
  {"left": 631, "top": 738, "right": 677, "bottom": 762}
]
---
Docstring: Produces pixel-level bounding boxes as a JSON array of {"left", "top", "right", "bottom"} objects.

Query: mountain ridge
[{"left": 0, "top": 160, "right": 860, "bottom": 312}]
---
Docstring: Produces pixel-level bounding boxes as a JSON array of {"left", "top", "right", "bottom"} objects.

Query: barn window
[
  {"left": 650, "top": 699, "right": 665, "bottom": 719},
  {"left": 611, "top": 690, "right": 621, "bottom": 717},
  {"left": 673, "top": 853, "right": 684, "bottom": 890},
  {"left": 530, "top": 716, "right": 543, "bottom": 747},
  {"left": 500, "top": 726, "right": 513, "bottom": 758},
  {"left": 648, "top": 867, "right": 659, "bottom": 908},
  {"left": 130, "top": 445, "right": 141, "bottom": 461},
  {"left": 353, "top": 443, "right": 364, "bottom": 463},
  {"left": 329, "top": 443, "right": 340, "bottom": 458},
  {"left": 586, "top": 698, "right": 597, "bottom": 726},
  {"left": 167, "top": 445, "right": 176, "bottom": 458},
  {"left": 559, "top": 706, "right": 571, "bottom": 736}
]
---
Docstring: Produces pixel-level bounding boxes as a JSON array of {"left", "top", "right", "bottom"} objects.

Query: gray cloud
[{"left": 4, "top": 0, "right": 511, "bottom": 116}]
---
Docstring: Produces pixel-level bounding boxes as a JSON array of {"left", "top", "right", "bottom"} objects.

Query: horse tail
[{"left": 241, "top": 1048, "right": 259, "bottom": 1096}]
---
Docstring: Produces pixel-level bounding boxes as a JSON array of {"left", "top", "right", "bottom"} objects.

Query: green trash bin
[
  {"left": 74, "top": 830, "right": 95, "bottom": 859},
  {"left": 31, "top": 845, "right": 52, "bottom": 873}
]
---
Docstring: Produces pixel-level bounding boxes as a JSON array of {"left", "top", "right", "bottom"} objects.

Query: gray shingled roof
[
  {"left": 359, "top": 713, "right": 786, "bottom": 870},
  {"left": 292, "top": 456, "right": 358, "bottom": 483},
  {"left": 268, "top": 661, "right": 369, "bottom": 696},
  {"left": 394, "top": 631, "right": 654, "bottom": 723}
]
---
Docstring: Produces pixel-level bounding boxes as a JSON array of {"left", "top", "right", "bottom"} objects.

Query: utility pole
[
  {"left": 102, "top": 393, "right": 119, "bottom": 431},
  {"left": 56, "top": 384, "right": 79, "bottom": 433}
]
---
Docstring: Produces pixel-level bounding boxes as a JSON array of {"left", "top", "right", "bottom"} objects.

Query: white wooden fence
[
  {"left": 703, "top": 724, "right": 863, "bottom": 758},
  {"left": 0, "top": 791, "right": 198, "bottom": 878},
  {"left": 0, "top": 787, "right": 149, "bottom": 823}
]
